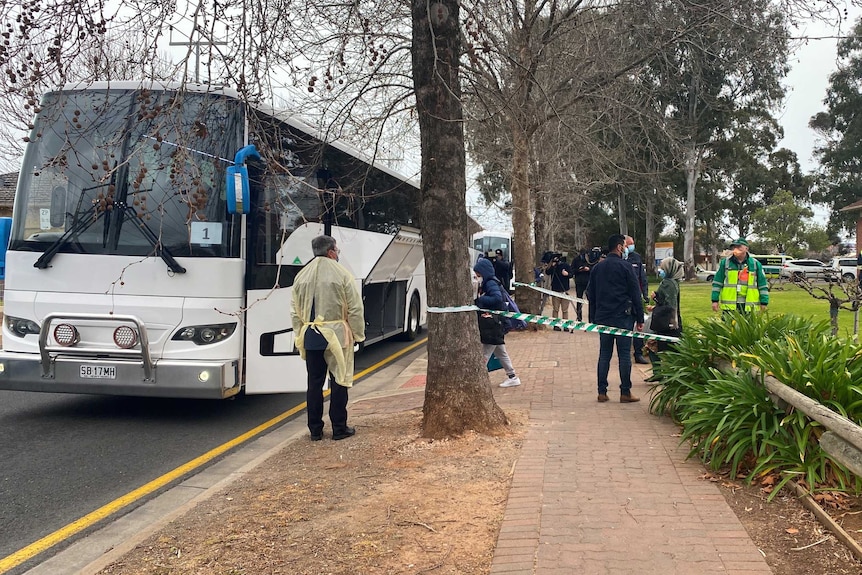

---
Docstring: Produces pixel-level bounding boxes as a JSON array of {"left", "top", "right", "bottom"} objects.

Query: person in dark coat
[
  {"left": 624, "top": 235, "right": 650, "bottom": 364},
  {"left": 587, "top": 234, "right": 645, "bottom": 403},
  {"left": 546, "top": 254, "right": 572, "bottom": 330},
  {"left": 492, "top": 248, "right": 513, "bottom": 294},
  {"left": 571, "top": 248, "right": 594, "bottom": 322},
  {"left": 473, "top": 257, "right": 521, "bottom": 387}
]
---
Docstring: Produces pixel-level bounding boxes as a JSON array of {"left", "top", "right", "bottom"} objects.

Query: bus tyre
[{"left": 400, "top": 294, "right": 421, "bottom": 341}]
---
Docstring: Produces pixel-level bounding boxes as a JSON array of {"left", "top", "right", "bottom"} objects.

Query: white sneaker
[{"left": 499, "top": 376, "right": 521, "bottom": 388}]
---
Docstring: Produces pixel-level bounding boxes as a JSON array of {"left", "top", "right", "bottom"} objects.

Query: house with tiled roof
[{"left": 0, "top": 172, "right": 16, "bottom": 217}]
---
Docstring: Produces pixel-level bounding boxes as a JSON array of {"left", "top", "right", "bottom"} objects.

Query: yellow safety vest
[{"left": 719, "top": 263, "right": 760, "bottom": 311}]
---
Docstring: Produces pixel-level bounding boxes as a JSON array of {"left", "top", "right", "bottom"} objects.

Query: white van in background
[{"left": 831, "top": 256, "right": 860, "bottom": 282}]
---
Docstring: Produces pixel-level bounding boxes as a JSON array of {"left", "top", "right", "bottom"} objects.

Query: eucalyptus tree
[
  {"left": 643, "top": 0, "right": 791, "bottom": 278},
  {"left": 752, "top": 189, "right": 816, "bottom": 253},
  {"left": 811, "top": 16, "right": 862, "bottom": 233}
]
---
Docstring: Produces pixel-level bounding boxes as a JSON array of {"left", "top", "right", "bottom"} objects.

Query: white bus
[
  {"left": 471, "top": 230, "right": 514, "bottom": 290},
  {"left": 0, "top": 82, "right": 426, "bottom": 398}
]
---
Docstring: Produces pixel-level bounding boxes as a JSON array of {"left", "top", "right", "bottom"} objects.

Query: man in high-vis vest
[{"left": 711, "top": 238, "right": 769, "bottom": 313}]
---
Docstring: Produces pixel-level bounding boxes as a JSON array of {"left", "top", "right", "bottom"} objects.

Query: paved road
[{"left": 0, "top": 337, "right": 421, "bottom": 574}]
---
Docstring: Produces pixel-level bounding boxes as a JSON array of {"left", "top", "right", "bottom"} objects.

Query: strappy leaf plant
[{"left": 649, "top": 312, "right": 862, "bottom": 498}]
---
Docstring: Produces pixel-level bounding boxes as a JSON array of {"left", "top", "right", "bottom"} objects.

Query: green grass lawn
[{"left": 666, "top": 280, "right": 862, "bottom": 337}]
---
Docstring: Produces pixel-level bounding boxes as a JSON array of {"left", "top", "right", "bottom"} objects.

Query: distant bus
[
  {"left": 751, "top": 254, "right": 792, "bottom": 279},
  {"left": 472, "top": 230, "right": 514, "bottom": 290},
  {"left": 0, "top": 81, "right": 426, "bottom": 398}
]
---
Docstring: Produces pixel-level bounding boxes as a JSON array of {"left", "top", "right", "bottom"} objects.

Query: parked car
[
  {"left": 780, "top": 259, "right": 838, "bottom": 281},
  {"left": 695, "top": 265, "right": 717, "bottom": 282},
  {"left": 831, "top": 256, "right": 859, "bottom": 282}
]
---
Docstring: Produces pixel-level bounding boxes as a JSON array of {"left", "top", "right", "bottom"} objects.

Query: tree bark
[
  {"left": 645, "top": 194, "right": 655, "bottom": 275},
  {"left": 411, "top": 0, "right": 508, "bottom": 438},
  {"left": 617, "top": 186, "right": 628, "bottom": 236},
  {"left": 683, "top": 141, "right": 701, "bottom": 280},
  {"left": 511, "top": 123, "right": 539, "bottom": 314}
]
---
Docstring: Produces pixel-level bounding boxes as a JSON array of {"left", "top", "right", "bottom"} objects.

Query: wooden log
[
  {"left": 820, "top": 432, "right": 862, "bottom": 480},
  {"left": 758, "top": 371, "right": 862, "bottom": 455},
  {"left": 788, "top": 479, "right": 862, "bottom": 562}
]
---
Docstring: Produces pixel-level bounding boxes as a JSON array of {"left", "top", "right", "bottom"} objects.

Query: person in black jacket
[
  {"left": 587, "top": 234, "right": 645, "bottom": 403},
  {"left": 571, "top": 248, "right": 594, "bottom": 322},
  {"left": 546, "top": 254, "right": 572, "bottom": 330},
  {"left": 474, "top": 257, "right": 521, "bottom": 387},
  {"left": 624, "top": 235, "right": 650, "bottom": 364},
  {"left": 492, "top": 248, "right": 513, "bottom": 294}
]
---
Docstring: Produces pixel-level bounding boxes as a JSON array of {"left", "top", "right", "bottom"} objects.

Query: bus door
[
  {"left": 242, "top": 179, "right": 325, "bottom": 394},
  {"left": 362, "top": 227, "right": 424, "bottom": 344}
]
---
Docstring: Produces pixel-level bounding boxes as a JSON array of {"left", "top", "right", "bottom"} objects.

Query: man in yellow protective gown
[{"left": 291, "top": 235, "right": 366, "bottom": 441}]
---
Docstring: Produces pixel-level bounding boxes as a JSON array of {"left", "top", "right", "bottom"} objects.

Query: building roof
[
  {"left": 840, "top": 198, "right": 862, "bottom": 212},
  {"left": 0, "top": 172, "right": 16, "bottom": 208}
]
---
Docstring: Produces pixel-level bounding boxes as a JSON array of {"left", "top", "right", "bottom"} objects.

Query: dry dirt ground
[{"left": 96, "top": 406, "right": 862, "bottom": 575}]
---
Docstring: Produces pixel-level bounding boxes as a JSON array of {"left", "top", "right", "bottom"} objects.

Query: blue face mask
[
  {"left": 627, "top": 244, "right": 635, "bottom": 255},
  {"left": 658, "top": 269, "right": 666, "bottom": 279}
]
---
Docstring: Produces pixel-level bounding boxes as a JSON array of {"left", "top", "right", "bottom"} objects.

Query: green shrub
[{"left": 649, "top": 312, "right": 862, "bottom": 497}]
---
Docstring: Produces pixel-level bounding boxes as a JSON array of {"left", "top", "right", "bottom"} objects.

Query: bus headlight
[
  {"left": 171, "top": 323, "right": 237, "bottom": 346},
  {"left": 6, "top": 316, "right": 41, "bottom": 337}
]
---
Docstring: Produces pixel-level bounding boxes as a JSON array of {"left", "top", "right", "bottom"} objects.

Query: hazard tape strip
[
  {"left": 513, "top": 281, "right": 587, "bottom": 304},
  {"left": 427, "top": 305, "right": 680, "bottom": 343}
]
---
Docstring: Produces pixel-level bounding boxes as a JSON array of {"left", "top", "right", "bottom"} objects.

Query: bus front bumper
[{"left": 0, "top": 352, "right": 241, "bottom": 399}]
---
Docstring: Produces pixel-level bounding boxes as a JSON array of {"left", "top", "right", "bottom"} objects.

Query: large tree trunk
[
  {"left": 617, "top": 186, "right": 628, "bottom": 236},
  {"left": 511, "top": 123, "right": 539, "bottom": 314},
  {"left": 533, "top": 186, "right": 548, "bottom": 259},
  {"left": 683, "top": 142, "right": 701, "bottom": 280},
  {"left": 411, "top": 0, "right": 508, "bottom": 438},
  {"left": 645, "top": 194, "right": 655, "bottom": 275}
]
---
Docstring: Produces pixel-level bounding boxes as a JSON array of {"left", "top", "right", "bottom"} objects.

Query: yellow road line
[{"left": 0, "top": 337, "right": 427, "bottom": 574}]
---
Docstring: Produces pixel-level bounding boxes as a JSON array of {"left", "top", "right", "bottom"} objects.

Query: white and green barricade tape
[
  {"left": 427, "top": 305, "right": 679, "bottom": 343},
  {"left": 513, "top": 281, "right": 587, "bottom": 304}
]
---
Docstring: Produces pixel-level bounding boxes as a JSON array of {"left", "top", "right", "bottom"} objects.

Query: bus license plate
[{"left": 80, "top": 365, "right": 117, "bottom": 379}]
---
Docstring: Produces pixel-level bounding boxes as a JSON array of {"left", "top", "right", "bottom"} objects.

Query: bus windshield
[{"left": 10, "top": 87, "right": 244, "bottom": 259}]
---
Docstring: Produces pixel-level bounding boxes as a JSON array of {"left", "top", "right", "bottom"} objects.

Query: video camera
[{"left": 541, "top": 251, "right": 563, "bottom": 264}]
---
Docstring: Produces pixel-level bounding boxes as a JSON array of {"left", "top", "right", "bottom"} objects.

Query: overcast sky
[
  {"left": 776, "top": 7, "right": 861, "bottom": 229},
  {"left": 778, "top": 7, "right": 861, "bottom": 172}
]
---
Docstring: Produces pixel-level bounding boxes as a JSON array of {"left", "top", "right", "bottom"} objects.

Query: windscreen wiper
[
  {"left": 33, "top": 206, "right": 105, "bottom": 269},
  {"left": 33, "top": 177, "right": 117, "bottom": 269},
  {"left": 118, "top": 203, "right": 186, "bottom": 274}
]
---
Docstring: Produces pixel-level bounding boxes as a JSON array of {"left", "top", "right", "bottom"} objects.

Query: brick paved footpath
[{"left": 356, "top": 327, "right": 773, "bottom": 575}]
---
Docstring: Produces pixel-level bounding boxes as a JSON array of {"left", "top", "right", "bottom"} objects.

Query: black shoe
[
  {"left": 634, "top": 355, "right": 650, "bottom": 364},
  {"left": 332, "top": 426, "right": 356, "bottom": 441},
  {"left": 310, "top": 432, "right": 323, "bottom": 441},
  {"left": 553, "top": 326, "right": 562, "bottom": 331}
]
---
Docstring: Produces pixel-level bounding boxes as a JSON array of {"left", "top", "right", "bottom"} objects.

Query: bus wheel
[{"left": 399, "top": 294, "right": 421, "bottom": 341}]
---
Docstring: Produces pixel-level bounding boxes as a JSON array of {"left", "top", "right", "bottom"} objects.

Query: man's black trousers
[{"left": 305, "top": 349, "right": 349, "bottom": 436}]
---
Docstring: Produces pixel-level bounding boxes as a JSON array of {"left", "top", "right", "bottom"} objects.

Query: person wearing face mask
[
  {"left": 473, "top": 257, "right": 522, "bottom": 387},
  {"left": 646, "top": 257, "right": 684, "bottom": 360},
  {"left": 624, "top": 236, "right": 650, "bottom": 364},
  {"left": 711, "top": 238, "right": 769, "bottom": 314},
  {"left": 586, "top": 234, "right": 645, "bottom": 403}
]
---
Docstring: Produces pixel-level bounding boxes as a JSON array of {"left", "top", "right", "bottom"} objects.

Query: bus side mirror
[{"left": 226, "top": 145, "right": 262, "bottom": 215}]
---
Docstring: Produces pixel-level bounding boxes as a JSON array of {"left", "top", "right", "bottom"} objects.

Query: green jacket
[{"left": 711, "top": 255, "right": 769, "bottom": 310}]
